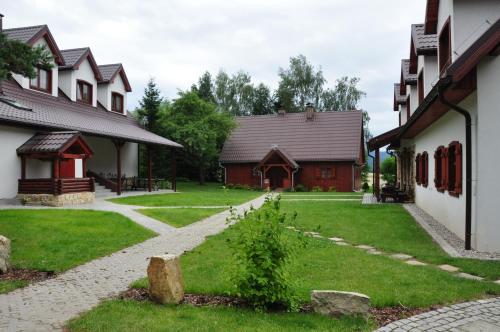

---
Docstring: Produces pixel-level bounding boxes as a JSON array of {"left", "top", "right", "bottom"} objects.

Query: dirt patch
[
  {"left": 369, "top": 305, "right": 441, "bottom": 327},
  {"left": 0, "top": 268, "right": 55, "bottom": 283}
]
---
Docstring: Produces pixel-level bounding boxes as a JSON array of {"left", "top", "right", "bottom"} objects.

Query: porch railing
[{"left": 18, "top": 178, "right": 95, "bottom": 195}]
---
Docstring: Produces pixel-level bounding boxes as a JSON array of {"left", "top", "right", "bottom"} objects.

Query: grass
[
  {"left": 136, "top": 208, "right": 226, "bottom": 228},
  {"left": 279, "top": 200, "right": 500, "bottom": 280},
  {"left": 108, "top": 181, "right": 262, "bottom": 207},
  {"left": 68, "top": 300, "right": 373, "bottom": 332},
  {"left": 0, "top": 209, "right": 156, "bottom": 274},
  {"left": 0, "top": 280, "right": 28, "bottom": 294}
]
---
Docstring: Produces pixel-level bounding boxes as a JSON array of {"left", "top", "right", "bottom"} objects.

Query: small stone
[
  {"left": 311, "top": 290, "right": 370, "bottom": 317},
  {"left": 328, "top": 237, "right": 344, "bottom": 242},
  {"left": 367, "top": 249, "right": 383, "bottom": 255},
  {"left": 285, "top": 226, "right": 296, "bottom": 230},
  {"left": 494, "top": 280, "right": 500, "bottom": 285},
  {"left": 355, "top": 245, "right": 374, "bottom": 250},
  {"left": 0, "top": 235, "right": 11, "bottom": 273},
  {"left": 313, "top": 234, "right": 323, "bottom": 238},
  {"left": 457, "top": 272, "right": 484, "bottom": 281},
  {"left": 390, "top": 253, "right": 413, "bottom": 260},
  {"left": 438, "top": 264, "right": 460, "bottom": 272},
  {"left": 405, "top": 260, "right": 427, "bottom": 266},
  {"left": 334, "top": 242, "right": 350, "bottom": 246},
  {"left": 147, "top": 254, "right": 184, "bottom": 304}
]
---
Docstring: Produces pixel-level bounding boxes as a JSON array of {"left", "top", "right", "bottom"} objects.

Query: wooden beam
[
  {"left": 114, "top": 141, "right": 124, "bottom": 195},
  {"left": 52, "top": 158, "right": 60, "bottom": 179},
  {"left": 147, "top": 145, "right": 152, "bottom": 192},
  {"left": 375, "top": 148, "right": 380, "bottom": 200},
  {"left": 21, "top": 156, "right": 26, "bottom": 180},
  {"left": 171, "top": 148, "right": 177, "bottom": 192}
]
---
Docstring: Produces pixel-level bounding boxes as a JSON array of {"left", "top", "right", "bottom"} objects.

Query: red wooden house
[{"left": 220, "top": 106, "right": 365, "bottom": 191}]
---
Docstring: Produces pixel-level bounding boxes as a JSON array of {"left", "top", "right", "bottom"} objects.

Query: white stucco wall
[
  {"left": 410, "top": 93, "right": 477, "bottom": 242},
  {"left": 58, "top": 70, "right": 73, "bottom": 99},
  {"left": 399, "top": 104, "right": 408, "bottom": 126},
  {"left": 11, "top": 37, "right": 58, "bottom": 97},
  {"left": 58, "top": 58, "right": 98, "bottom": 106},
  {"left": 423, "top": 57, "right": 438, "bottom": 95},
  {"left": 475, "top": 55, "right": 500, "bottom": 252},
  {"left": 97, "top": 74, "right": 128, "bottom": 114},
  {"left": 84, "top": 136, "right": 138, "bottom": 177},
  {"left": 407, "top": 85, "right": 418, "bottom": 116},
  {"left": 0, "top": 125, "right": 52, "bottom": 199}
]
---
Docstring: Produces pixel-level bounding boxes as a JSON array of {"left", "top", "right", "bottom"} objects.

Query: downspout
[
  {"left": 437, "top": 82, "right": 473, "bottom": 250},
  {"left": 352, "top": 163, "right": 355, "bottom": 192},
  {"left": 252, "top": 165, "right": 263, "bottom": 189},
  {"left": 368, "top": 151, "right": 375, "bottom": 195},
  {"left": 218, "top": 162, "right": 227, "bottom": 185},
  {"left": 291, "top": 167, "right": 299, "bottom": 191}
]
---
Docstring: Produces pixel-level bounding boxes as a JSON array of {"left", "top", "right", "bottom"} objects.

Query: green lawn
[
  {"left": 68, "top": 300, "right": 373, "bottom": 332},
  {"left": 108, "top": 182, "right": 262, "bottom": 207},
  {"left": 0, "top": 209, "right": 156, "bottom": 293},
  {"left": 136, "top": 208, "right": 226, "bottom": 228},
  {"left": 279, "top": 200, "right": 500, "bottom": 280}
]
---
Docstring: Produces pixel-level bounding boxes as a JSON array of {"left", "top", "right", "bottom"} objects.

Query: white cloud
[{"left": 3, "top": 0, "right": 426, "bottom": 136}]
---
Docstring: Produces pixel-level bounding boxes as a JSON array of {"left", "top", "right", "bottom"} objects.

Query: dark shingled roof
[
  {"left": 98, "top": 64, "right": 132, "bottom": 92},
  {"left": 0, "top": 79, "right": 182, "bottom": 148},
  {"left": 220, "top": 111, "right": 363, "bottom": 163},
  {"left": 3, "top": 25, "right": 46, "bottom": 43},
  {"left": 401, "top": 59, "right": 417, "bottom": 84},
  {"left": 412, "top": 24, "right": 438, "bottom": 54},
  {"left": 60, "top": 48, "right": 89, "bottom": 68},
  {"left": 17, "top": 131, "right": 80, "bottom": 154}
]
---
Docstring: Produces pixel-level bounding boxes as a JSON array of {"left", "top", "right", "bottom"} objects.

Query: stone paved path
[
  {"left": 0, "top": 195, "right": 266, "bottom": 331},
  {"left": 376, "top": 297, "right": 500, "bottom": 331}
]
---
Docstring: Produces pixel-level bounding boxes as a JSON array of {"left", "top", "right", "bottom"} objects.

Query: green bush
[
  {"left": 362, "top": 182, "right": 370, "bottom": 192},
  {"left": 227, "top": 195, "right": 299, "bottom": 311},
  {"left": 294, "top": 184, "right": 307, "bottom": 192},
  {"left": 311, "top": 186, "right": 323, "bottom": 192},
  {"left": 328, "top": 186, "right": 337, "bottom": 192}
]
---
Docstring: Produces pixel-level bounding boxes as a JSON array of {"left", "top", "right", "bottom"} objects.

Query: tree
[
  {"left": 251, "top": 83, "right": 275, "bottom": 115},
  {"left": 214, "top": 70, "right": 254, "bottom": 116},
  {"left": 192, "top": 71, "right": 215, "bottom": 103},
  {"left": 320, "top": 77, "right": 366, "bottom": 111},
  {"left": 161, "top": 91, "right": 236, "bottom": 184},
  {"left": 136, "top": 78, "right": 162, "bottom": 132},
  {"left": 381, "top": 156, "right": 396, "bottom": 185},
  {"left": 276, "top": 55, "right": 326, "bottom": 113},
  {"left": 0, "top": 32, "right": 53, "bottom": 81}
]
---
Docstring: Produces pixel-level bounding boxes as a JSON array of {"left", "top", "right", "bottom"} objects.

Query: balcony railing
[{"left": 18, "top": 178, "right": 95, "bottom": 195}]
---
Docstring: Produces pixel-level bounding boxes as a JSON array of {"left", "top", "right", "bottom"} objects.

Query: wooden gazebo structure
[
  {"left": 259, "top": 146, "right": 299, "bottom": 190},
  {"left": 17, "top": 131, "right": 95, "bottom": 196}
]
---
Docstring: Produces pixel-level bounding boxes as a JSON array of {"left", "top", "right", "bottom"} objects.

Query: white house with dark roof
[
  {"left": 369, "top": 0, "right": 500, "bottom": 252},
  {"left": 0, "top": 15, "right": 182, "bottom": 204}
]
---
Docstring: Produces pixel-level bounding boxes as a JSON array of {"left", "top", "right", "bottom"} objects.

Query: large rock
[
  {"left": 147, "top": 254, "right": 184, "bottom": 304},
  {"left": 0, "top": 235, "right": 11, "bottom": 273},
  {"left": 311, "top": 290, "right": 370, "bottom": 317}
]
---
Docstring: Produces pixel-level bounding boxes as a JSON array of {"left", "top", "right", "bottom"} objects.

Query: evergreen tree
[{"left": 137, "top": 78, "right": 162, "bottom": 132}]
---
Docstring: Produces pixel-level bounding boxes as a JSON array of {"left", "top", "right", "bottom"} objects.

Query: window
[
  {"left": 399, "top": 112, "right": 401, "bottom": 126},
  {"left": 434, "top": 146, "right": 447, "bottom": 192},
  {"left": 29, "top": 67, "right": 51, "bottom": 93},
  {"left": 447, "top": 141, "right": 462, "bottom": 196},
  {"left": 415, "top": 153, "right": 421, "bottom": 185},
  {"left": 439, "top": 17, "right": 451, "bottom": 73},
  {"left": 76, "top": 80, "right": 93, "bottom": 104},
  {"left": 418, "top": 71, "right": 424, "bottom": 104},
  {"left": 111, "top": 92, "right": 124, "bottom": 113},
  {"left": 321, "top": 168, "right": 332, "bottom": 179},
  {"left": 406, "top": 96, "right": 411, "bottom": 120},
  {"left": 421, "top": 152, "right": 429, "bottom": 187}
]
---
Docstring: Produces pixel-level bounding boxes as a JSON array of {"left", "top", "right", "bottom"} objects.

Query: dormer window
[
  {"left": 30, "top": 67, "right": 51, "bottom": 93},
  {"left": 76, "top": 80, "right": 93, "bottom": 104},
  {"left": 439, "top": 17, "right": 451, "bottom": 73},
  {"left": 111, "top": 92, "right": 124, "bottom": 113}
]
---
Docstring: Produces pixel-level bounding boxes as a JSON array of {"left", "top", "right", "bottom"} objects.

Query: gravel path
[{"left": 0, "top": 194, "right": 267, "bottom": 331}]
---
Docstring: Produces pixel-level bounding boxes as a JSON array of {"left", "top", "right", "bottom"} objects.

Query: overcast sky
[{"left": 3, "top": 0, "right": 426, "bottom": 136}]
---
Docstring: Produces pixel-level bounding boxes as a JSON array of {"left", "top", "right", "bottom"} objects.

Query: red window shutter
[
  {"left": 422, "top": 152, "right": 428, "bottom": 187},
  {"left": 442, "top": 147, "right": 448, "bottom": 190},
  {"left": 415, "top": 154, "right": 421, "bottom": 185},
  {"left": 434, "top": 149, "right": 440, "bottom": 188},
  {"left": 454, "top": 143, "right": 463, "bottom": 194}
]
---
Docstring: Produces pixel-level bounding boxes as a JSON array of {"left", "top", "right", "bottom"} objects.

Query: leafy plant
[
  {"left": 294, "top": 184, "right": 307, "bottom": 192},
  {"left": 311, "top": 186, "right": 323, "bottom": 192},
  {"left": 328, "top": 186, "right": 337, "bottom": 192},
  {"left": 362, "top": 182, "right": 370, "bottom": 192},
  {"left": 227, "top": 195, "right": 300, "bottom": 311},
  {"left": 381, "top": 156, "right": 396, "bottom": 185}
]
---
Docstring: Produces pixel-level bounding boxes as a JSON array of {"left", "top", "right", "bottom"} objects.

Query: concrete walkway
[{"left": 0, "top": 194, "right": 267, "bottom": 331}]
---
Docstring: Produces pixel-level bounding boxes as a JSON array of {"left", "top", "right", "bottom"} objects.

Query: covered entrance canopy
[
  {"left": 259, "top": 146, "right": 299, "bottom": 190},
  {"left": 16, "top": 131, "right": 95, "bottom": 195}
]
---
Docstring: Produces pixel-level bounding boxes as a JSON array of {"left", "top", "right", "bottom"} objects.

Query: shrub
[
  {"left": 294, "top": 184, "right": 307, "bottom": 192},
  {"left": 227, "top": 195, "right": 299, "bottom": 311},
  {"left": 362, "top": 182, "right": 370, "bottom": 192},
  {"left": 311, "top": 186, "right": 323, "bottom": 192},
  {"left": 225, "top": 183, "right": 235, "bottom": 189},
  {"left": 328, "top": 186, "right": 337, "bottom": 192}
]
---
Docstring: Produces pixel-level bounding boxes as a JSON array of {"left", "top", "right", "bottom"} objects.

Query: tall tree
[
  {"left": 192, "top": 71, "right": 215, "bottom": 103},
  {"left": 0, "top": 32, "right": 53, "bottom": 81},
  {"left": 214, "top": 70, "right": 254, "bottom": 116},
  {"left": 251, "top": 83, "right": 275, "bottom": 115},
  {"left": 320, "top": 76, "right": 366, "bottom": 111},
  {"left": 161, "top": 91, "right": 236, "bottom": 184},
  {"left": 137, "top": 78, "right": 162, "bottom": 132},
  {"left": 276, "top": 55, "right": 325, "bottom": 113}
]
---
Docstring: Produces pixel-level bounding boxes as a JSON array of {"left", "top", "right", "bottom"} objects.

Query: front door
[
  {"left": 60, "top": 159, "right": 75, "bottom": 178},
  {"left": 268, "top": 167, "right": 287, "bottom": 189}
]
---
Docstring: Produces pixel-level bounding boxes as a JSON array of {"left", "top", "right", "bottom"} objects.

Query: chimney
[
  {"left": 0, "top": 13, "right": 4, "bottom": 32},
  {"left": 276, "top": 103, "right": 286, "bottom": 116},
  {"left": 305, "top": 103, "right": 315, "bottom": 120}
]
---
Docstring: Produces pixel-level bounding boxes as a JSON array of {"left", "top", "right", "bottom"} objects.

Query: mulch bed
[
  {"left": 0, "top": 268, "right": 55, "bottom": 283},
  {"left": 119, "top": 288, "right": 441, "bottom": 327}
]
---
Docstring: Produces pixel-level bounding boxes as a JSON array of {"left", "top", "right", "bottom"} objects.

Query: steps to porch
[{"left": 94, "top": 184, "right": 113, "bottom": 199}]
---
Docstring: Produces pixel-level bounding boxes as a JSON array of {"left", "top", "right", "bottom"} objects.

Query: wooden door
[{"left": 60, "top": 159, "right": 75, "bottom": 178}]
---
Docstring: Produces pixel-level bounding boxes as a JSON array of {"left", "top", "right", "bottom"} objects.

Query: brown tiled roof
[
  {"left": 98, "top": 64, "right": 132, "bottom": 92},
  {"left": 3, "top": 25, "right": 46, "bottom": 43},
  {"left": 220, "top": 111, "right": 363, "bottom": 163},
  {"left": 0, "top": 79, "right": 182, "bottom": 148},
  {"left": 17, "top": 131, "right": 80, "bottom": 154},
  {"left": 393, "top": 83, "right": 407, "bottom": 111},
  {"left": 60, "top": 48, "right": 89, "bottom": 68},
  {"left": 412, "top": 24, "right": 437, "bottom": 54},
  {"left": 401, "top": 59, "right": 417, "bottom": 84}
]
